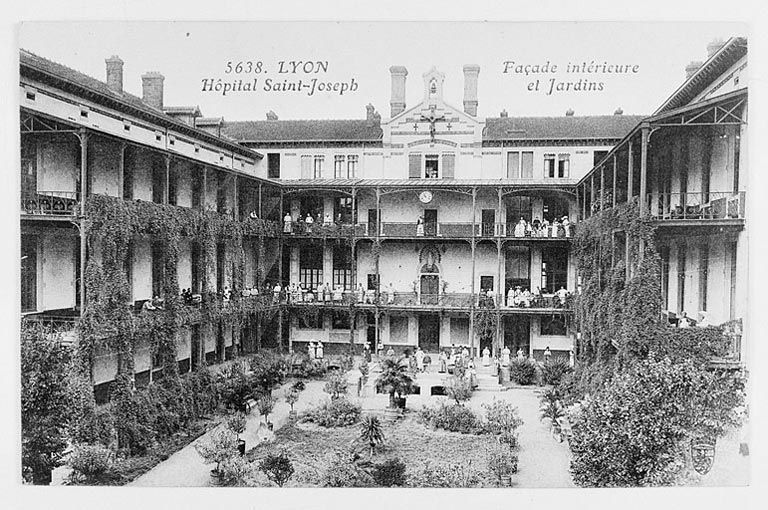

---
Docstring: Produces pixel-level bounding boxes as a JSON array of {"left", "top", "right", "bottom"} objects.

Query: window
[
  {"left": 541, "top": 247, "right": 568, "bottom": 293},
  {"left": 25, "top": 87, "right": 36, "bottom": 101},
  {"left": 333, "top": 245, "right": 353, "bottom": 290},
  {"left": 557, "top": 154, "right": 570, "bottom": 178},
  {"left": 335, "top": 197, "right": 354, "bottom": 224},
  {"left": 425, "top": 155, "right": 439, "bottom": 178},
  {"left": 297, "top": 311, "right": 322, "bottom": 329},
  {"left": 507, "top": 196, "right": 533, "bottom": 223},
  {"left": 541, "top": 316, "right": 567, "bottom": 336},
  {"left": 155, "top": 131, "right": 162, "bottom": 142},
  {"left": 267, "top": 153, "right": 280, "bottom": 179},
  {"left": 299, "top": 245, "right": 323, "bottom": 290},
  {"left": 151, "top": 241, "right": 165, "bottom": 298},
  {"left": 313, "top": 155, "right": 324, "bottom": 179},
  {"left": 123, "top": 120, "right": 131, "bottom": 132},
  {"left": 347, "top": 155, "right": 358, "bottom": 178},
  {"left": 505, "top": 246, "right": 530, "bottom": 292},
  {"left": 520, "top": 151, "right": 533, "bottom": 178},
  {"left": 506, "top": 152, "right": 520, "bottom": 178},
  {"left": 544, "top": 154, "right": 556, "bottom": 178},
  {"left": 168, "top": 135, "right": 176, "bottom": 146},
  {"left": 543, "top": 195, "right": 569, "bottom": 221},
  {"left": 334, "top": 155, "right": 345, "bottom": 178},
  {"left": 80, "top": 107, "right": 89, "bottom": 118}
]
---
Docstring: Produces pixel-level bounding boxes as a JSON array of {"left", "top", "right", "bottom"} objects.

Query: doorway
[
  {"left": 424, "top": 209, "right": 437, "bottom": 237},
  {"left": 504, "top": 316, "right": 530, "bottom": 356},
  {"left": 418, "top": 315, "right": 440, "bottom": 352},
  {"left": 368, "top": 208, "right": 378, "bottom": 236},
  {"left": 420, "top": 274, "right": 439, "bottom": 305},
  {"left": 481, "top": 209, "right": 496, "bottom": 237}
]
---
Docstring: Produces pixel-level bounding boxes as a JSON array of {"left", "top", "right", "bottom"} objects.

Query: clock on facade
[{"left": 419, "top": 191, "right": 433, "bottom": 203}]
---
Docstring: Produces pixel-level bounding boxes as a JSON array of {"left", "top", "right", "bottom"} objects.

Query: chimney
[
  {"left": 105, "top": 56, "right": 124, "bottom": 93},
  {"left": 266, "top": 111, "right": 278, "bottom": 121},
  {"left": 707, "top": 38, "right": 726, "bottom": 58},
  {"left": 565, "top": 108, "right": 575, "bottom": 117},
  {"left": 141, "top": 72, "right": 164, "bottom": 110},
  {"left": 614, "top": 107, "right": 623, "bottom": 115},
  {"left": 500, "top": 109, "right": 508, "bottom": 118},
  {"left": 463, "top": 64, "right": 480, "bottom": 116},
  {"left": 389, "top": 66, "right": 408, "bottom": 117},
  {"left": 685, "top": 61, "right": 703, "bottom": 80}
]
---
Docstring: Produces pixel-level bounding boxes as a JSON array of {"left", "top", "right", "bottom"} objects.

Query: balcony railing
[
  {"left": 283, "top": 222, "right": 367, "bottom": 237},
  {"left": 21, "top": 190, "right": 79, "bottom": 216},
  {"left": 647, "top": 191, "right": 745, "bottom": 221},
  {"left": 374, "top": 222, "right": 575, "bottom": 239}
]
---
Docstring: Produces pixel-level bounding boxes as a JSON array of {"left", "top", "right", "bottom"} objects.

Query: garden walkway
[{"left": 128, "top": 378, "right": 329, "bottom": 487}]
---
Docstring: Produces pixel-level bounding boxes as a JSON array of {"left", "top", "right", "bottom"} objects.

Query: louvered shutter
[
  {"left": 408, "top": 154, "right": 421, "bottom": 179},
  {"left": 301, "top": 155, "right": 313, "bottom": 179},
  {"left": 442, "top": 153, "right": 455, "bottom": 179}
]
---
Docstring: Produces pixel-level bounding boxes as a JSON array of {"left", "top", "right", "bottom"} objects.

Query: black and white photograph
[{"left": 5, "top": 4, "right": 767, "bottom": 507}]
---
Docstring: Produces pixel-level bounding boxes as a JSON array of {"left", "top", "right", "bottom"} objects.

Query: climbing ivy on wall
[{"left": 80, "top": 194, "right": 281, "bottom": 385}]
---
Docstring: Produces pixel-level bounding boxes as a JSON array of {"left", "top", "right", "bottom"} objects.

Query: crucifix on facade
[{"left": 420, "top": 105, "right": 445, "bottom": 141}]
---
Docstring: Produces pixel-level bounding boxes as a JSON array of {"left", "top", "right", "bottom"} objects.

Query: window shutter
[
  {"left": 442, "top": 153, "right": 455, "bottom": 179},
  {"left": 301, "top": 155, "right": 312, "bottom": 179},
  {"left": 408, "top": 154, "right": 421, "bottom": 179}
]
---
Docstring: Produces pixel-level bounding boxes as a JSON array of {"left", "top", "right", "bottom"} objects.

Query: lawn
[{"left": 245, "top": 412, "right": 498, "bottom": 487}]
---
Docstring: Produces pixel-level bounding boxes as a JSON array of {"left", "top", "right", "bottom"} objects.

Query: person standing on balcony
[
  {"left": 387, "top": 283, "right": 396, "bottom": 304},
  {"left": 562, "top": 216, "right": 571, "bottom": 237},
  {"left": 556, "top": 286, "right": 569, "bottom": 306},
  {"left": 514, "top": 217, "right": 527, "bottom": 237},
  {"left": 305, "top": 213, "right": 314, "bottom": 233},
  {"left": 531, "top": 217, "right": 541, "bottom": 237},
  {"left": 356, "top": 283, "right": 366, "bottom": 303},
  {"left": 416, "top": 216, "right": 424, "bottom": 236},
  {"left": 333, "top": 285, "right": 344, "bottom": 302},
  {"left": 551, "top": 218, "right": 561, "bottom": 238},
  {"left": 272, "top": 282, "right": 282, "bottom": 304},
  {"left": 324, "top": 211, "right": 333, "bottom": 225},
  {"left": 283, "top": 212, "right": 293, "bottom": 233}
]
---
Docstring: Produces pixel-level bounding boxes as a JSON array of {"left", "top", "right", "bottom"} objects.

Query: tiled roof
[
  {"left": 483, "top": 115, "right": 645, "bottom": 141},
  {"left": 222, "top": 119, "right": 384, "bottom": 143},
  {"left": 19, "top": 49, "right": 258, "bottom": 159}
]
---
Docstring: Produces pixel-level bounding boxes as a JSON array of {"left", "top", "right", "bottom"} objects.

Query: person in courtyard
[
  {"left": 415, "top": 347, "right": 425, "bottom": 372},
  {"left": 482, "top": 346, "right": 491, "bottom": 367},
  {"left": 461, "top": 346, "right": 469, "bottom": 359},
  {"left": 364, "top": 343, "right": 372, "bottom": 363},
  {"left": 308, "top": 341, "right": 316, "bottom": 360},
  {"left": 304, "top": 285, "right": 314, "bottom": 303},
  {"left": 316, "top": 341, "right": 324, "bottom": 360},
  {"left": 544, "top": 346, "right": 552, "bottom": 364},
  {"left": 501, "top": 345, "right": 511, "bottom": 367},
  {"left": 466, "top": 358, "right": 477, "bottom": 388},
  {"left": 678, "top": 311, "right": 691, "bottom": 328},
  {"left": 283, "top": 211, "right": 292, "bottom": 233},
  {"left": 517, "top": 347, "right": 525, "bottom": 360},
  {"left": 697, "top": 311, "right": 710, "bottom": 327},
  {"left": 386, "top": 346, "right": 395, "bottom": 357},
  {"left": 569, "top": 349, "right": 575, "bottom": 367},
  {"left": 438, "top": 350, "right": 448, "bottom": 373},
  {"left": 365, "top": 287, "right": 376, "bottom": 304}
]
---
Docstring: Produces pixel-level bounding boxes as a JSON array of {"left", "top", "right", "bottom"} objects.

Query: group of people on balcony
[
  {"left": 283, "top": 211, "right": 353, "bottom": 234},
  {"left": 478, "top": 285, "right": 571, "bottom": 308},
  {"left": 513, "top": 215, "right": 572, "bottom": 238},
  {"left": 668, "top": 310, "right": 710, "bottom": 328}
]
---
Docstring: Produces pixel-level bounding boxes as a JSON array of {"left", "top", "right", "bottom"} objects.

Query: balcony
[
  {"left": 372, "top": 222, "right": 575, "bottom": 240},
  {"left": 283, "top": 221, "right": 367, "bottom": 238},
  {"left": 21, "top": 190, "right": 79, "bottom": 217},
  {"left": 647, "top": 191, "right": 745, "bottom": 225},
  {"left": 283, "top": 290, "right": 573, "bottom": 313}
]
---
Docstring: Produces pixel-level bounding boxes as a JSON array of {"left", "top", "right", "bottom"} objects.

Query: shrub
[
  {"left": 320, "top": 449, "right": 374, "bottom": 487},
  {"left": 67, "top": 444, "right": 113, "bottom": 484},
  {"left": 359, "top": 415, "right": 385, "bottom": 458},
  {"left": 323, "top": 371, "right": 349, "bottom": 400},
  {"left": 258, "top": 451, "right": 294, "bottom": 487},
  {"left": 216, "top": 363, "right": 254, "bottom": 414},
  {"left": 482, "top": 399, "right": 523, "bottom": 438},
  {"left": 445, "top": 376, "right": 473, "bottom": 405},
  {"left": 569, "top": 356, "right": 746, "bottom": 487},
  {"left": 372, "top": 458, "right": 407, "bottom": 487},
  {"left": 509, "top": 358, "right": 537, "bottom": 385},
  {"left": 542, "top": 359, "right": 573, "bottom": 386},
  {"left": 256, "top": 395, "right": 277, "bottom": 422},
  {"left": 303, "top": 397, "right": 362, "bottom": 427},
  {"left": 226, "top": 412, "right": 247, "bottom": 438},
  {"left": 300, "top": 359, "right": 327, "bottom": 379},
  {"left": 376, "top": 359, "right": 414, "bottom": 408},
  {"left": 218, "top": 455, "right": 255, "bottom": 486},
  {"left": 249, "top": 352, "right": 288, "bottom": 392},
  {"left": 195, "top": 429, "right": 239, "bottom": 472},
  {"left": 487, "top": 443, "right": 518, "bottom": 485},
  {"left": 407, "top": 461, "right": 484, "bottom": 487},
  {"left": 418, "top": 402, "right": 483, "bottom": 434}
]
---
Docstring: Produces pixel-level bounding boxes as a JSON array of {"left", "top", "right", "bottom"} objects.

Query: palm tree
[
  {"left": 375, "top": 358, "right": 414, "bottom": 409},
  {"left": 359, "top": 415, "right": 385, "bottom": 458}
]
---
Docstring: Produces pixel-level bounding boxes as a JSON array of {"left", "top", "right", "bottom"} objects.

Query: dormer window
[
  {"left": 155, "top": 131, "right": 162, "bottom": 142},
  {"left": 80, "top": 106, "right": 89, "bottom": 118},
  {"left": 123, "top": 120, "right": 131, "bottom": 131},
  {"left": 168, "top": 135, "right": 176, "bottom": 146},
  {"left": 194, "top": 144, "right": 200, "bottom": 154},
  {"left": 430, "top": 79, "right": 437, "bottom": 96}
]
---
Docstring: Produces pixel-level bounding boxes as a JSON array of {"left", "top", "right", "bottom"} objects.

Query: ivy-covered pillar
[
  {"left": 600, "top": 165, "right": 605, "bottom": 208},
  {"left": 164, "top": 155, "right": 170, "bottom": 204},
  {"left": 77, "top": 129, "right": 89, "bottom": 313},
  {"left": 639, "top": 125, "right": 650, "bottom": 215},
  {"left": 590, "top": 173, "right": 595, "bottom": 216},
  {"left": 612, "top": 154, "right": 618, "bottom": 208},
  {"left": 627, "top": 139, "right": 634, "bottom": 200}
]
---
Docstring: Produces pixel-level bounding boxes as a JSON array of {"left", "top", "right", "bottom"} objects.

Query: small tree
[
  {"left": 195, "top": 429, "right": 239, "bottom": 473},
  {"left": 446, "top": 376, "right": 473, "bottom": 405},
  {"left": 324, "top": 371, "right": 349, "bottom": 400},
  {"left": 256, "top": 395, "right": 277, "bottom": 425},
  {"left": 359, "top": 415, "right": 385, "bottom": 458},
  {"left": 487, "top": 443, "right": 518, "bottom": 486},
  {"left": 376, "top": 359, "right": 414, "bottom": 409},
  {"left": 258, "top": 451, "right": 295, "bottom": 487},
  {"left": 67, "top": 444, "right": 113, "bottom": 485},
  {"left": 226, "top": 412, "right": 247, "bottom": 441},
  {"left": 285, "top": 389, "right": 300, "bottom": 414}
]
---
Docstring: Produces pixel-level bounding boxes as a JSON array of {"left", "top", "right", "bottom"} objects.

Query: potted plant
[
  {"left": 195, "top": 429, "right": 239, "bottom": 478},
  {"left": 375, "top": 359, "right": 414, "bottom": 421},
  {"left": 227, "top": 412, "right": 247, "bottom": 456},
  {"left": 256, "top": 395, "right": 277, "bottom": 430},
  {"left": 285, "top": 389, "right": 300, "bottom": 420},
  {"left": 487, "top": 443, "right": 518, "bottom": 487}
]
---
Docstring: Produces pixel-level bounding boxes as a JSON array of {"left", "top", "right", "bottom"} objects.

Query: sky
[{"left": 19, "top": 21, "right": 745, "bottom": 121}]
